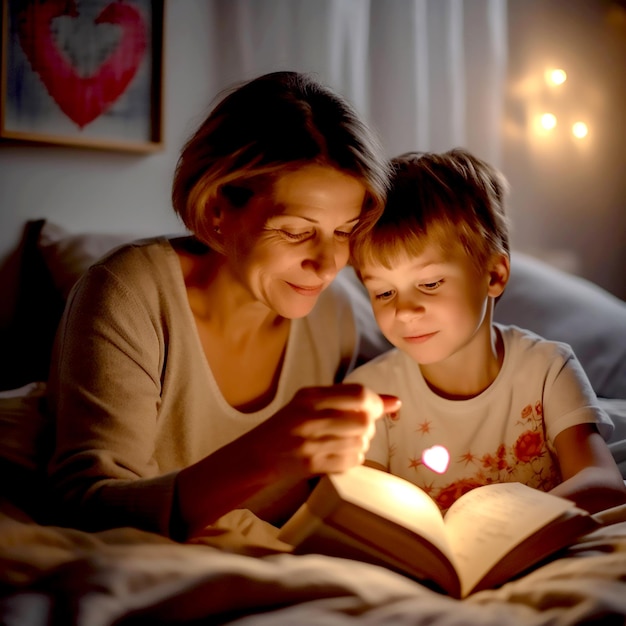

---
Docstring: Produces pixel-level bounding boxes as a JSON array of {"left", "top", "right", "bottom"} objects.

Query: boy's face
[{"left": 359, "top": 241, "right": 507, "bottom": 366}]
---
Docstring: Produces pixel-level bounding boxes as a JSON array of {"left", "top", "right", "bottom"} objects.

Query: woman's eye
[
  {"left": 280, "top": 230, "right": 310, "bottom": 241},
  {"left": 420, "top": 280, "right": 443, "bottom": 291},
  {"left": 335, "top": 230, "right": 352, "bottom": 239},
  {"left": 335, "top": 222, "right": 358, "bottom": 239}
]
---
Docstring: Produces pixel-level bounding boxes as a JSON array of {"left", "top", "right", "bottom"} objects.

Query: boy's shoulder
[
  {"left": 498, "top": 323, "right": 576, "bottom": 362},
  {"left": 346, "top": 348, "right": 412, "bottom": 382}
]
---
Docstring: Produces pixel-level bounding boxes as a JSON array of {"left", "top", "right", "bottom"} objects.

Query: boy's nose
[{"left": 395, "top": 293, "right": 425, "bottom": 320}]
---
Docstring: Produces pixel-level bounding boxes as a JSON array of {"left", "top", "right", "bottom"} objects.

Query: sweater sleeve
[{"left": 47, "top": 261, "right": 177, "bottom": 536}]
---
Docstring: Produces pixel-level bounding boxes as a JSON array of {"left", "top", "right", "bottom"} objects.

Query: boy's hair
[
  {"left": 350, "top": 148, "right": 510, "bottom": 272},
  {"left": 172, "top": 71, "right": 389, "bottom": 248}
]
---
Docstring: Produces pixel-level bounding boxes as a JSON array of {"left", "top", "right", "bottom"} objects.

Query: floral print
[{"left": 391, "top": 401, "right": 561, "bottom": 512}]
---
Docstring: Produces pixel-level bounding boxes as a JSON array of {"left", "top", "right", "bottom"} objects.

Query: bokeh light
[
  {"left": 545, "top": 68, "right": 567, "bottom": 86},
  {"left": 572, "top": 121, "right": 588, "bottom": 138},
  {"left": 540, "top": 113, "right": 557, "bottom": 130}
]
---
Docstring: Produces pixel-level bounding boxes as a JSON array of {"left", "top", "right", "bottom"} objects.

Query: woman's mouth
[{"left": 286, "top": 282, "right": 324, "bottom": 297}]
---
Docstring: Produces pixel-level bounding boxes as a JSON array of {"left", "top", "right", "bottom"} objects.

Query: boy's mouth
[{"left": 402, "top": 331, "right": 438, "bottom": 344}]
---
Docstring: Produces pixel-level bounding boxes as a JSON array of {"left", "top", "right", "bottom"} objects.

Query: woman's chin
[{"left": 274, "top": 297, "right": 319, "bottom": 319}]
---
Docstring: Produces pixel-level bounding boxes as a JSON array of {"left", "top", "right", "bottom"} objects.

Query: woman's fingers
[
  {"left": 294, "top": 384, "right": 400, "bottom": 421},
  {"left": 298, "top": 435, "right": 368, "bottom": 474},
  {"left": 296, "top": 384, "right": 381, "bottom": 413},
  {"left": 290, "top": 385, "right": 389, "bottom": 437},
  {"left": 380, "top": 393, "right": 402, "bottom": 415},
  {"left": 262, "top": 384, "right": 401, "bottom": 478}
]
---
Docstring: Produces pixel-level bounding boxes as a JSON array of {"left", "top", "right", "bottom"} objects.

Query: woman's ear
[
  {"left": 487, "top": 253, "right": 510, "bottom": 298},
  {"left": 211, "top": 190, "right": 226, "bottom": 232}
]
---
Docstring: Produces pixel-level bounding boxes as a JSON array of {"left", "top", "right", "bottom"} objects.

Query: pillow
[
  {"left": 600, "top": 398, "right": 626, "bottom": 479},
  {"left": 495, "top": 252, "right": 626, "bottom": 399},
  {"left": 0, "top": 382, "right": 48, "bottom": 472},
  {"left": 336, "top": 266, "right": 393, "bottom": 367},
  {"left": 0, "top": 220, "right": 139, "bottom": 391},
  {"left": 37, "top": 220, "right": 136, "bottom": 300},
  {"left": 0, "top": 382, "right": 50, "bottom": 517}
]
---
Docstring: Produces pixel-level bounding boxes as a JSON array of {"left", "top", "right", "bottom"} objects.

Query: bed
[{"left": 1, "top": 219, "right": 626, "bottom": 626}]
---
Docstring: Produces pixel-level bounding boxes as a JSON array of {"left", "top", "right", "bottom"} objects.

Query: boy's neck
[{"left": 418, "top": 324, "right": 504, "bottom": 400}]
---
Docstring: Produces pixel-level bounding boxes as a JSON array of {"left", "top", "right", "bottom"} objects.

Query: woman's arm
[
  {"left": 49, "top": 248, "right": 402, "bottom": 539},
  {"left": 173, "top": 385, "right": 400, "bottom": 538},
  {"left": 550, "top": 423, "right": 626, "bottom": 513}
]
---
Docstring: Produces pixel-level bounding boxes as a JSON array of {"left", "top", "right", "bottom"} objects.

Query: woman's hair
[
  {"left": 350, "top": 148, "right": 510, "bottom": 272},
  {"left": 172, "top": 71, "right": 389, "bottom": 246}
]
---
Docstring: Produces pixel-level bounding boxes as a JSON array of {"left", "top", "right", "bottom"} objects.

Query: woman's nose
[{"left": 303, "top": 238, "right": 345, "bottom": 279}]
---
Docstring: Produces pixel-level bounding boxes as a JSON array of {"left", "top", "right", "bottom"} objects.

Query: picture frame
[{"left": 0, "top": 0, "right": 164, "bottom": 153}]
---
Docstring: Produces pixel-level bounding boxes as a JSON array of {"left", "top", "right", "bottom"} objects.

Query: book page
[
  {"left": 443, "top": 482, "right": 576, "bottom": 597},
  {"left": 329, "top": 466, "right": 456, "bottom": 565}
]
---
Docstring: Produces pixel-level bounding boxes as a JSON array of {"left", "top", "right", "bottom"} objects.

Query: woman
[{"left": 46, "top": 71, "right": 400, "bottom": 541}]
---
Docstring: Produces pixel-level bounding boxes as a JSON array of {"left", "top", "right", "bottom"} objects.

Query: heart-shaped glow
[{"left": 421, "top": 445, "right": 450, "bottom": 474}]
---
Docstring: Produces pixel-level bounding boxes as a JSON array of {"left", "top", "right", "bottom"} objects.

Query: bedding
[
  {"left": 1, "top": 495, "right": 626, "bottom": 625},
  {"left": 1, "top": 218, "right": 626, "bottom": 625}
]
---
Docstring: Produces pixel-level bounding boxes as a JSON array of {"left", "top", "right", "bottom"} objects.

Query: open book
[{"left": 278, "top": 465, "right": 600, "bottom": 598}]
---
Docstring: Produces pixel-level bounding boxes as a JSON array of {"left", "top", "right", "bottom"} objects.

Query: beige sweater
[{"left": 47, "top": 238, "right": 380, "bottom": 535}]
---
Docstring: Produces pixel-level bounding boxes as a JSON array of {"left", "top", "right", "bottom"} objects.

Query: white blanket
[{"left": 1, "top": 499, "right": 626, "bottom": 626}]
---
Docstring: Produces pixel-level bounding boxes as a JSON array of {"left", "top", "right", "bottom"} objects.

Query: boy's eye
[
  {"left": 374, "top": 289, "right": 395, "bottom": 301},
  {"left": 420, "top": 280, "right": 443, "bottom": 291}
]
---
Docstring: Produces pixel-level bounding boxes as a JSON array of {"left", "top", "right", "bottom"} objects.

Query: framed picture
[{"left": 0, "top": 0, "right": 164, "bottom": 153}]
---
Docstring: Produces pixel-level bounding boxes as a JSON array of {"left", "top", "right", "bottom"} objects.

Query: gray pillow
[
  {"left": 495, "top": 252, "right": 626, "bottom": 399},
  {"left": 601, "top": 398, "right": 626, "bottom": 478}
]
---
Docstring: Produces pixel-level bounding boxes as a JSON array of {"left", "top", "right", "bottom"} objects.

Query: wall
[
  {"left": 1, "top": 0, "right": 624, "bottom": 305},
  {"left": 503, "top": 0, "right": 626, "bottom": 299},
  {"left": 0, "top": 2, "right": 229, "bottom": 324}
]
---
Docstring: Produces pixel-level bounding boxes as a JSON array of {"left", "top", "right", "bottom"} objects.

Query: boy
[{"left": 346, "top": 149, "right": 625, "bottom": 514}]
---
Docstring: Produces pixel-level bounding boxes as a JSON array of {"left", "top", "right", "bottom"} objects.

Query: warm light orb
[
  {"left": 540, "top": 113, "right": 557, "bottom": 130},
  {"left": 572, "top": 121, "right": 588, "bottom": 138},
  {"left": 545, "top": 68, "right": 567, "bottom": 86}
]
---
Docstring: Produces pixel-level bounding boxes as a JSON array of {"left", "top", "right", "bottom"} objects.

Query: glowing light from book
[
  {"left": 545, "top": 68, "right": 567, "bottom": 86},
  {"left": 540, "top": 113, "right": 557, "bottom": 130},
  {"left": 572, "top": 121, "right": 588, "bottom": 139},
  {"left": 421, "top": 445, "right": 450, "bottom": 474},
  {"left": 385, "top": 478, "right": 428, "bottom": 504}
]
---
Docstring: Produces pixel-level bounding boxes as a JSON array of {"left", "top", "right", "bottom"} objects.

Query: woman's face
[{"left": 220, "top": 164, "right": 367, "bottom": 318}]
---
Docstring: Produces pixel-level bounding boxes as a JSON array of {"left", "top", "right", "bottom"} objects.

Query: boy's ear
[{"left": 487, "top": 253, "right": 510, "bottom": 298}]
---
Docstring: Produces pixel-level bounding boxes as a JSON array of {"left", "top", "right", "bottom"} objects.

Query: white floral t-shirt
[{"left": 345, "top": 324, "right": 613, "bottom": 512}]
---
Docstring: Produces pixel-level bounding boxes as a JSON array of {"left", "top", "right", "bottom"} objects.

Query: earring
[{"left": 214, "top": 225, "right": 221, "bottom": 234}]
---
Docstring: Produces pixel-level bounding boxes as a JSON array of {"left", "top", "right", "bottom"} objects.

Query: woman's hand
[
  {"left": 175, "top": 384, "right": 400, "bottom": 537},
  {"left": 254, "top": 383, "right": 401, "bottom": 477}
]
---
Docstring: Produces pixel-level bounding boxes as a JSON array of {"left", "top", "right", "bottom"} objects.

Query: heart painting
[{"left": 16, "top": 0, "right": 147, "bottom": 129}]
